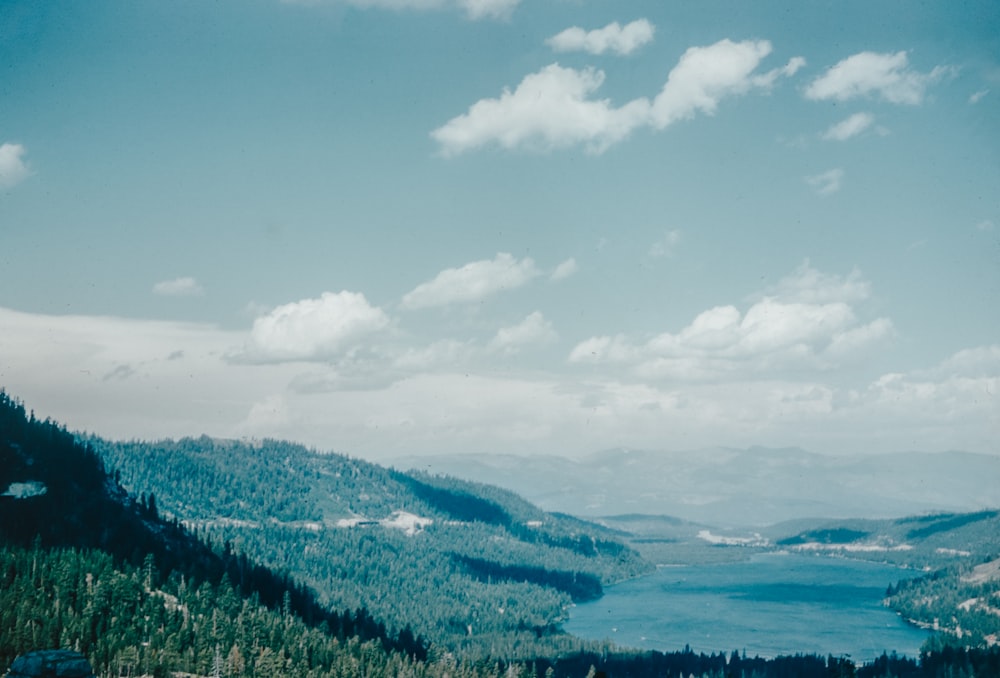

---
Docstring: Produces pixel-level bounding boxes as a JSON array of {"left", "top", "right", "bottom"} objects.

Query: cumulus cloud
[
  {"left": 489, "top": 312, "right": 557, "bottom": 354},
  {"left": 969, "top": 89, "right": 988, "bottom": 104},
  {"left": 649, "top": 230, "right": 681, "bottom": 258},
  {"left": 931, "top": 344, "right": 1000, "bottom": 379},
  {"left": 282, "top": 0, "right": 519, "bottom": 20},
  {"left": 805, "top": 168, "right": 843, "bottom": 195},
  {"left": 547, "top": 19, "right": 655, "bottom": 56},
  {"left": 0, "top": 304, "right": 993, "bottom": 460},
  {"left": 401, "top": 252, "right": 540, "bottom": 309},
  {"left": 153, "top": 277, "right": 205, "bottom": 297},
  {"left": 245, "top": 291, "right": 390, "bottom": 362},
  {"left": 0, "top": 143, "right": 31, "bottom": 188},
  {"left": 569, "top": 263, "right": 892, "bottom": 380},
  {"left": 764, "top": 259, "right": 870, "bottom": 304},
  {"left": 822, "top": 112, "right": 874, "bottom": 141},
  {"left": 431, "top": 64, "right": 652, "bottom": 155},
  {"left": 432, "top": 39, "right": 804, "bottom": 155},
  {"left": 804, "top": 51, "right": 949, "bottom": 105},
  {"left": 650, "top": 40, "right": 802, "bottom": 128},
  {"left": 550, "top": 258, "right": 579, "bottom": 281}
]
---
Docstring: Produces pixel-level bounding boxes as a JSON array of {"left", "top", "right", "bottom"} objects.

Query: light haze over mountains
[{"left": 394, "top": 447, "right": 1000, "bottom": 526}]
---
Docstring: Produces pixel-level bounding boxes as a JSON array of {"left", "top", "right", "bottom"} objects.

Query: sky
[{"left": 1, "top": 0, "right": 998, "bottom": 461}]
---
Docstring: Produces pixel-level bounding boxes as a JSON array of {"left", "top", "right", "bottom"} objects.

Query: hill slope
[{"left": 94, "top": 435, "right": 650, "bottom": 659}]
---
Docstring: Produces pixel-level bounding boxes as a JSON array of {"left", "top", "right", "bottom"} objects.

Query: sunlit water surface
[{"left": 564, "top": 552, "right": 929, "bottom": 662}]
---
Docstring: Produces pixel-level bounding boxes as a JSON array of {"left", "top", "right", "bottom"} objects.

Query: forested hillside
[
  {"left": 0, "top": 390, "right": 479, "bottom": 677},
  {"left": 5, "top": 389, "right": 1000, "bottom": 677},
  {"left": 769, "top": 511, "right": 1000, "bottom": 652},
  {"left": 94, "top": 435, "right": 649, "bottom": 659}
]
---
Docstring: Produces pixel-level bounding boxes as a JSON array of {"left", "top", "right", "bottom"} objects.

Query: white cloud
[
  {"left": 649, "top": 230, "right": 681, "bottom": 258},
  {"left": 489, "top": 311, "right": 557, "bottom": 354},
  {"left": 431, "top": 64, "right": 652, "bottom": 155},
  {"left": 245, "top": 291, "right": 390, "bottom": 362},
  {"left": 550, "top": 258, "right": 579, "bottom": 281},
  {"left": 432, "top": 39, "right": 804, "bottom": 155},
  {"left": 805, "top": 168, "right": 843, "bottom": 195},
  {"left": 281, "top": 0, "right": 519, "bottom": 20},
  {"left": 976, "top": 220, "right": 995, "bottom": 232},
  {"left": 0, "top": 143, "right": 31, "bottom": 189},
  {"left": 821, "top": 112, "right": 875, "bottom": 141},
  {"left": 933, "top": 344, "right": 1000, "bottom": 379},
  {"left": 569, "top": 263, "right": 892, "bottom": 380},
  {"left": 969, "top": 89, "right": 988, "bottom": 104},
  {"left": 805, "top": 51, "right": 949, "bottom": 105},
  {"left": 393, "top": 339, "right": 475, "bottom": 370},
  {"left": 857, "top": 348, "right": 998, "bottom": 447},
  {"left": 568, "top": 334, "right": 636, "bottom": 364},
  {"left": 400, "top": 252, "right": 540, "bottom": 309},
  {"left": 457, "top": 0, "right": 518, "bottom": 20},
  {"left": 153, "top": 277, "right": 205, "bottom": 297},
  {"left": 0, "top": 305, "right": 993, "bottom": 460},
  {"left": 547, "top": 19, "right": 655, "bottom": 56},
  {"left": 649, "top": 40, "right": 801, "bottom": 129},
  {"left": 764, "top": 259, "right": 870, "bottom": 304}
]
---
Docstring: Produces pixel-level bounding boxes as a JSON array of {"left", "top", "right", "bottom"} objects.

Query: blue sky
[{"left": 1, "top": 0, "right": 997, "bottom": 460}]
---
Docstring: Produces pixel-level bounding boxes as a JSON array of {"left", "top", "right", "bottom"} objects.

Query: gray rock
[{"left": 6, "top": 650, "right": 95, "bottom": 678}]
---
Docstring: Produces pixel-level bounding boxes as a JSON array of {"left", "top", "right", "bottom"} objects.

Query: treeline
[
  {"left": 92, "top": 434, "right": 651, "bottom": 657},
  {"left": 0, "top": 544, "right": 472, "bottom": 678},
  {"left": 7, "top": 543, "right": 997, "bottom": 678},
  {"left": 0, "top": 391, "right": 426, "bottom": 658},
  {"left": 886, "top": 558, "right": 1000, "bottom": 650},
  {"left": 454, "top": 554, "right": 603, "bottom": 603}
]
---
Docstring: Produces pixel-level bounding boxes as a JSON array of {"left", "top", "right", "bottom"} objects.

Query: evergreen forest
[{"left": 3, "top": 389, "right": 1000, "bottom": 677}]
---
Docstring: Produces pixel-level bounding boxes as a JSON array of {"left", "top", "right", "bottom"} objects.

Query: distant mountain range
[{"left": 392, "top": 446, "right": 1000, "bottom": 526}]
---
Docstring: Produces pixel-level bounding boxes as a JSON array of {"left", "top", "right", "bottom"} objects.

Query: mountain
[
  {"left": 0, "top": 390, "right": 441, "bottom": 677},
  {"left": 5, "top": 389, "right": 1000, "bottom": 676},
  {"left": 392, "top": 447, "right": 1000, "bottom": 525},
  {"left": 92, "top": 434, "right": 650, "bottom": 659}
]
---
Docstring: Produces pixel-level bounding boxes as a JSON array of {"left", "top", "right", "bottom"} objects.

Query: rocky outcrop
[{"left": 6, "top": 650, "right": 95, "bottom": 678}]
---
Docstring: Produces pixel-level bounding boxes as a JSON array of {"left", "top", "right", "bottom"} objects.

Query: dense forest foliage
[
  {"left": 886, "top": 557, "right": 1000, "bottom": 649},
  {"left": 5, "top": 389, "right": 1000, "bottom": 676},
  {"left": 0, "top": 545, "right": 446, "bottom": 678},
  {"left": 93, "top": 434, "right": 650, "bottom": 658},
  {"left": 5, "top": 542, "right": 999, "bottom": 678}
]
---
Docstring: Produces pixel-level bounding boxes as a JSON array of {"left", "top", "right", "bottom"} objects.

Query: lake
[{"left": 564, "top": 552, "right": 930, "bottom": 662}]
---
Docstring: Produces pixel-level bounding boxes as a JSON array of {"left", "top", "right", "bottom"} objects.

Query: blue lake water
[{"left": 564, "top": 552, "right": 929, "bottom": 662}]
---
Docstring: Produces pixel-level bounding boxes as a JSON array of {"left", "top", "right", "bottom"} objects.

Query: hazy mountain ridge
[{"left": 393, "top": 446, "right": 1000, "bottom": 526}]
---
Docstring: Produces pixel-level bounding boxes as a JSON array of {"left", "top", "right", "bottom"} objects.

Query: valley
[{"left": 3, "top": 390, "right": 1000, "bottom": 677}]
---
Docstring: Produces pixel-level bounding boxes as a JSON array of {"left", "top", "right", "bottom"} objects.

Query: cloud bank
[{"left": 569, "top": 262, "right": 893, "bottom": 380}]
